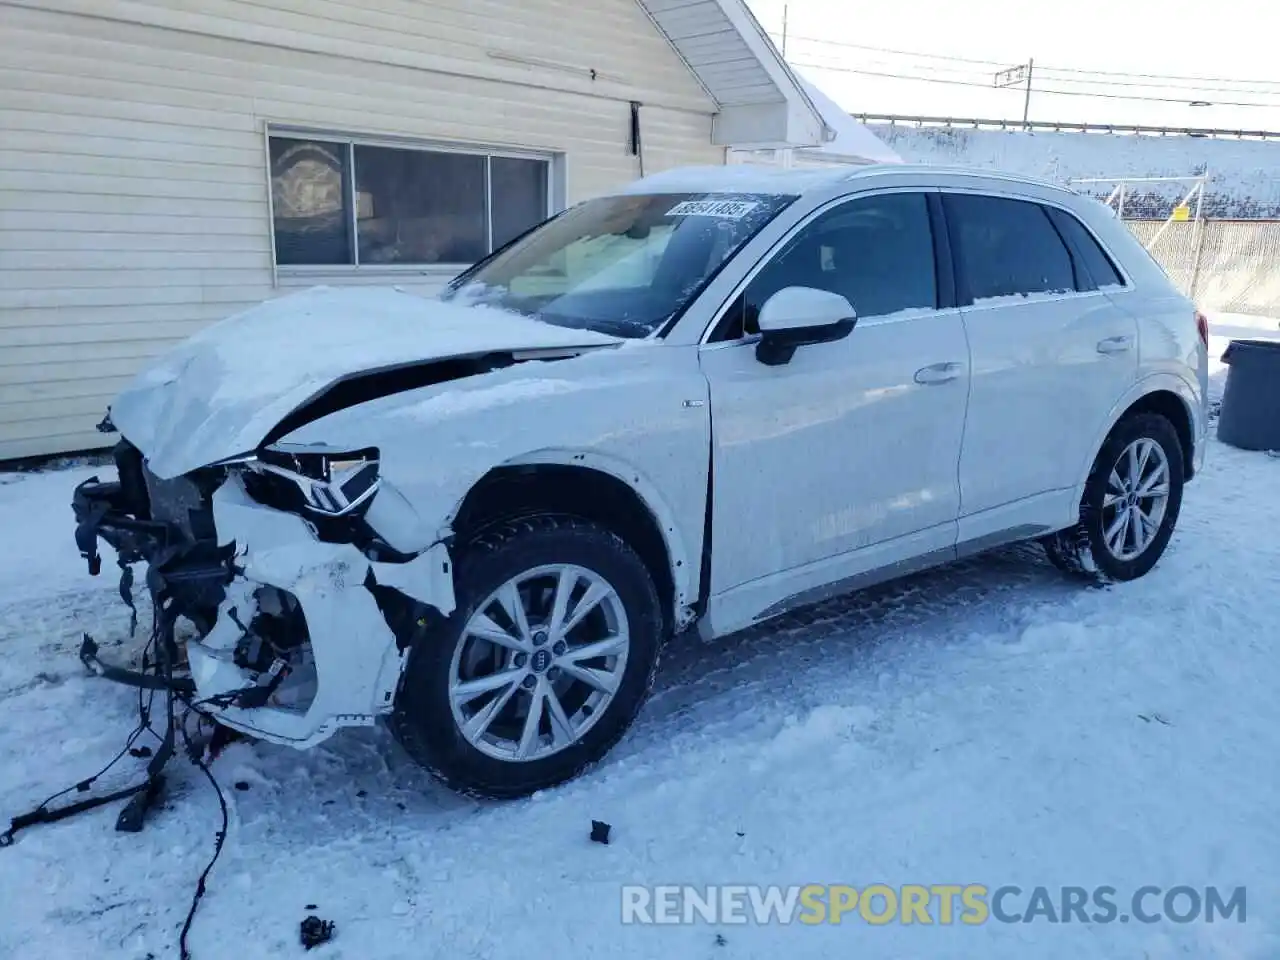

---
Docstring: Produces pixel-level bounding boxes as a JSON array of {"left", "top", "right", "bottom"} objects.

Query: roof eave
[
  {"left": 635, "top": 0, "right": 829, "bottom": 150},
  {"left": 711, "top": 99, "right": 827, "bottom": 150},
  {"left": 708, "top": 0, "right": 829, "bottom": 148}
]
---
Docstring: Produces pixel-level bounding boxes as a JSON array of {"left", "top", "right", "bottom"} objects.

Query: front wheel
[
  {"left": 391, "top": 515, "right": 664, "bottom": 799},
  {"left": 1043, "top": 412, "right": 1185, "bottom": 583}
]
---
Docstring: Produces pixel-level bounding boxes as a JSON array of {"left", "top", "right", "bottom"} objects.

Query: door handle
[
  {"left": 1097, "top": 335, "right": 1134, "bottom": 354},
  {"left": 914, "top": 361, "right": 963, "bottom": 385}
]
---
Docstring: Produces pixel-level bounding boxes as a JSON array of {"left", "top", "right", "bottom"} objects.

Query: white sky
[{"left": 746, "top": 0, "right": 1280, "bottom": 130}]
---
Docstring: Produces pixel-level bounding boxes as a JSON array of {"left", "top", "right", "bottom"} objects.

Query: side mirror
[{"left": 755, "top": 286, "right": 857, "bottom": 366}]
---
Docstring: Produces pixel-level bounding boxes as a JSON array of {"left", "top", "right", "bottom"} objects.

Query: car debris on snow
[{"left": 299, "top": 915, "right": 335, "bottom": 951}]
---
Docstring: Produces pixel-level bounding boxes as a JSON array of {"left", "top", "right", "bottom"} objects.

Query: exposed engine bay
[{"left": 74, "top": 435, "right": 456, "bottom": 748}]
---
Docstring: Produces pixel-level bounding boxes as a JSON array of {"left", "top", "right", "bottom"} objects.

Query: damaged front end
[{"left": 74, "top": 437, "right": 456, "bottom": 748}]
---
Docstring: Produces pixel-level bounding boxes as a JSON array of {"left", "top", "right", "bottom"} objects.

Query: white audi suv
[{"left": 73, "top": 163, "right": 1209, "bottom": 798}]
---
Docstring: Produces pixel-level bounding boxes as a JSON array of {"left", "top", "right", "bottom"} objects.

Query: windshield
[{"left": 439, "top": 192, "right": 796, "bottom": 338}]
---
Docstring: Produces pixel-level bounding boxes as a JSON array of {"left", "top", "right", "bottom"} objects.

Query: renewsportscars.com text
[{"left": 621, "top": 884, "right": 1246, "bottom": 926}]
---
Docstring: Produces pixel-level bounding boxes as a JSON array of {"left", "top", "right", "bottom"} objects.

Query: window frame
[
  {"left": 264, "top": 124, "right": 559, "bottom": 282},
  {"left": 938, "top": 189, "right": 1133, "bottom": 307},
  {"left": 1042, "top": 205, "right": 1131, "bottom": 292},
  {"left": 940, "top": 191, "right": 1080, "bottom": 306},
  {"left": 701, "top": 187, "right": 954, "bottom": 345}
]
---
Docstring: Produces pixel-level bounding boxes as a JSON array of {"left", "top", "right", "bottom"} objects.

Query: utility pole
[
  {"left": 994, "top": 59, "right": 1034, "bottom": 128},
  {"left": 1023, "top": 57, "right": 1034, "bottom": 127},
  {"left": 781, "top": 2, "right": 789, "bottom": 56}
]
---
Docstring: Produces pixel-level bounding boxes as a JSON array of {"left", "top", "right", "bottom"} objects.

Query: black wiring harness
[{"left": 1, "top": 596, "right": 235, "bottom": 960}]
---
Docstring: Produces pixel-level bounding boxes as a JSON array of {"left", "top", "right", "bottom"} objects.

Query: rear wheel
[
  {"left": 391, "top": 515, "right": 664, "bottom": 798},
  {"left": 1043, "top": 413, "right": 1185, "bottom": 583}
]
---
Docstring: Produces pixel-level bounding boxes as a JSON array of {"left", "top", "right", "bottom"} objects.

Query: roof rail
[{"left": 843, "top": 163, "right": 1073, "bottom": 193}]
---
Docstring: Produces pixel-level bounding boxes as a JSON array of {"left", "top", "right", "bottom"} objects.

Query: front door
[{"left": 697, "top": 190, "right": 970, "bottom": 634}]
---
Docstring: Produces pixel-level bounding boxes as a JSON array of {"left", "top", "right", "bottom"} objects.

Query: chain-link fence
[
  {"left": 1127, "top": 220, "right": 1280, "bottom": 318},
  {"left": 1124, "top": 220, "right": 1280, "bottom": 318},
  {"left": 1070, "top": 176, "right": 1280, "bottom": 319}
]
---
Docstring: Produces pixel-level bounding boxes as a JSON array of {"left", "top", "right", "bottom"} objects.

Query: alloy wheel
[
  {"left": 1101, "top": 437, "right": 1172, "bottom": 562},
  {"left": 448, "top": 563, "right": 630, "bottom": 762}
]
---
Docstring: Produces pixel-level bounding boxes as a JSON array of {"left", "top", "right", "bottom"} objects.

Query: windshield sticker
[{"left": 666, "top": 199, "right": 760, "bottom": 219}]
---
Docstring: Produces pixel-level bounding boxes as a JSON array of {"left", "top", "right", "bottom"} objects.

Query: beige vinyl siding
[{"left": 0, "top": 0, "right": 723, "bottom": 460}]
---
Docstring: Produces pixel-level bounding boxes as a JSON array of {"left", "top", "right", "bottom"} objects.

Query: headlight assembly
[{"left": 250, "top": 445, "right": 381, "bottom": 517}]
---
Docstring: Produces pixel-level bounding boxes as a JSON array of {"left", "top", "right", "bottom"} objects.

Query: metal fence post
[{"left": 1189, "top": 172, "right": 1209, "bottom": 301}]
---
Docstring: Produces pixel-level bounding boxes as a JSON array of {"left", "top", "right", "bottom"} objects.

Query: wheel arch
[
  {"left": 447, "top": 451, "right": 698, "bottom": 635},
  {"left": 1074, "top": 375, "right": 1200, "bottom": 500}
]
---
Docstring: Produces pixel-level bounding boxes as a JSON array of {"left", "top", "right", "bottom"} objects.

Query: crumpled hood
[{"left": 110, "top": 286, "right": 620, "bottom": 478}]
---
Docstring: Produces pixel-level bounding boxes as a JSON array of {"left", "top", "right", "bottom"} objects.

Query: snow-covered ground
[{"left": 2, "top": 322, "right": 1279, "bottom": 959}]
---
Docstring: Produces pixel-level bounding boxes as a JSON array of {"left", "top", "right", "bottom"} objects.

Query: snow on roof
[{"left": 794, "top": 75, "right": 903, "bottom": 165}]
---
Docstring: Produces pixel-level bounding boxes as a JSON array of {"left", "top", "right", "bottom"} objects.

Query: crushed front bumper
[{"left": 73, "top": 444, "right": 456, "bottom": 749}]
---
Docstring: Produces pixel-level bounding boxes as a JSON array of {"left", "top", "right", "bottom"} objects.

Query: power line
[
  {"left": 790, "top": 61, "right": 1280, "bottom": 108},
  {"left": 1022, "top": 85, "right": 1280, "bottom": 108},
  {"left": 799, "top": 54, "right": 998, "bottom": 82},
  {"left": 788, "top": 62, "right": 1008, "bottom": 89},
  {"left": 1036, "top": 63, "right": 1280, "bottom": 88},
  {"left": 780, "top": 32, "right": 1280, "bottom": 92},
  {"left": 772, "top": 32, "right": 1010, "bottom": 67},
  {"left": 790, "top": 62, "right": 1014, "bottom": 90},
  {"left": 795, "top": 49, "right": 1280, "bottom": 96},
  {"left": 1029, "top": 72, "right": 1280, "bottom": 97}
]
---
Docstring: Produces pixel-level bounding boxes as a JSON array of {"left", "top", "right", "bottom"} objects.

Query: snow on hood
[{"left": 109, "top": 286, "right": 620, "bottom": 479}]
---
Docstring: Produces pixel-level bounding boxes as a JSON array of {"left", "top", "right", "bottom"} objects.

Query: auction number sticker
[{"left": 666, "top": 199, "right": 760, "bottom": 219}]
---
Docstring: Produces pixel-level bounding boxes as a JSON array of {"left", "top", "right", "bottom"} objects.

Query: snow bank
[{"left": 875, "top": 125, "right": 1280, "bottom": 218}]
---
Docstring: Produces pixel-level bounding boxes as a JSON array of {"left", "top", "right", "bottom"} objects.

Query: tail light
[{"left": 1195, "top": 310, "right": 1209, "bottom": 347}]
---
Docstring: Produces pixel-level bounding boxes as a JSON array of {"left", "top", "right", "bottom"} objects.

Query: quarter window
[
  {"left": 723, "top": 191, "right": 937, "bottom": 338},
  {"left": 269, "top": 135, "right": 551, "bottom": 268},
  {"left": 944, "top": 193, "right": 1076, "bottom": 302},
  {"left": 1045, "top": 207, "right": 1126, "bottom": 289}
]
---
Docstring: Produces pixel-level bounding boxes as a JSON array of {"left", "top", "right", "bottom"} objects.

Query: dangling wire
[
  {"left": 177, "top": 708, "right": 229, "bottom": 960},
  {"left": 4, "top": 593, "right": 240, "bottom": 959},
  {"left": 6, "top": 608, "right": 165, "bottom": 831}
]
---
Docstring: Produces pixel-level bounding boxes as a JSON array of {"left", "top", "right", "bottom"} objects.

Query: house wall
[{"left": 0, "top": 0, "right": 725, "bottom": 459}]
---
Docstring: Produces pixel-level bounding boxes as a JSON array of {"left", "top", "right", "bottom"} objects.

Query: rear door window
[
  {"left": 1045, "top": 207, "right": 1126, "bottom": 289},
  {"left": 943, "top": 193, "right": 1076, "bottom": 303}
]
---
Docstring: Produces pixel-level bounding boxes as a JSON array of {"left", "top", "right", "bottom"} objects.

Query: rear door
[{"left": 942, "top": 191, "right": 1138, "bottom": 540}]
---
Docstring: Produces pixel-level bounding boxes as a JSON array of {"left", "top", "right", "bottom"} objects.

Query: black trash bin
[{"left": 1218, "top": 338, "right": 1280, "bottom": 450}]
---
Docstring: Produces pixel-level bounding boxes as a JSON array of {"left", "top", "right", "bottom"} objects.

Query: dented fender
[{"left": 276, "top": 342, "right": 711, "bottom": 622}]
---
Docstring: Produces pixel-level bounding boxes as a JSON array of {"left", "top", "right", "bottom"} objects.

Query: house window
[{"left": 268, "top": 133, "right": 552, "bottom": 268}]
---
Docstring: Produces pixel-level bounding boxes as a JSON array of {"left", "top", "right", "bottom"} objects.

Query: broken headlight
[{"left": 248, "top": 445, "right": 381, "bottom": 517}]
